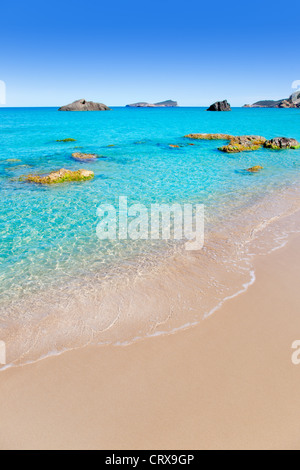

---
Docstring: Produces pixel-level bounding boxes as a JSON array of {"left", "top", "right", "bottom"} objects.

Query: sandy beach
[{"left": 0, "top": 228, "right": 300, "bottom": 450}]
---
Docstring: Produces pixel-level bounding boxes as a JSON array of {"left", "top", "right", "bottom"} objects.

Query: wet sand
[{"left": 0, "top": 232, "right": 300, "bottom": 450}]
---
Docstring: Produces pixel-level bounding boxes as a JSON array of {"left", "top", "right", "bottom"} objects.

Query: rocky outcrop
[
  {"left": 72, "top": 152, "right": 98, "bottom": 162},
  {"left": 185, "top": 131, "right": 300, "bottom": 153},
  {"left": 264, "top": 137, "right": 300, "bottom": 150},
  {"left": 184, "top": 133, "right": 265, "bottom": 152},
  {"left": 23, "top": 168, "right": 94, "bottom": 184},
  {"left": 58, "top": 99, "right": 110, "bottom": 111},
  {"left": 126, "top": 100, "right": 178, "bottom": 108},
  {"left": 219, "top": 136, "right": 266, "bottom": 153},
  {"left": 244, "top": 93, "right": 300, "bottom": 108},
  {"left": 207, "top": 100, "right": 231, "bottom": 111}
]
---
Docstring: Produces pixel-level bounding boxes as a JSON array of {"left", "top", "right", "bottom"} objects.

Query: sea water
[{"left": 0, "top": 107, "right": 300, "bottom": 367}]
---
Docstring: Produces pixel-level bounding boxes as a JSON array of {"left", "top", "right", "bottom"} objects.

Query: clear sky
[{"left": 1, "top": 0, "right": 300, "bottom": 107}]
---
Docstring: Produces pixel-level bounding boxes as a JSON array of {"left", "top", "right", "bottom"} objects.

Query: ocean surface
[{"left": 1, "top": 106, "right": 300, "bottom": 368}]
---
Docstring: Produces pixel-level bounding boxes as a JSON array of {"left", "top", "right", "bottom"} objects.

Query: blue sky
[{"left": 1, "top": 0, "right": 300, "bottom": 107}]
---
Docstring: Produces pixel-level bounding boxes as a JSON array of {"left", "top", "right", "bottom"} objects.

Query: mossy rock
[
  {"left": 246, "top": 165, "right": 264, "bottom": 172},
  {"left": 219, "top": 136, "right": 266, "bottom": 153},
  {"left": 22, "top": 168, "right": 94, "bottom": 184},
  {"left": 220, "top": 143, "right": 262, "bottom": 153},
  {"left": 264, "top": 137, "right": 300, "bottom": 150},
  {"left": 56, "top": 138, "right": 76, "bottom": 142}
]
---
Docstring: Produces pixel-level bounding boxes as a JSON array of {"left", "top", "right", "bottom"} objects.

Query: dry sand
[{"left": 0, "top": 232, "right": 300, "bottom": 450}]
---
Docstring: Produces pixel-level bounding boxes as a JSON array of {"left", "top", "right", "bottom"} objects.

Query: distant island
[
  {"left": 126, "top": 100, "right": 178, "bottom": 108},
  {"left": 244, "top": 91, "right": 300, "bottom": 108},
  {"left": 58, "top": 99, "right": 111, "bottom": 111}
]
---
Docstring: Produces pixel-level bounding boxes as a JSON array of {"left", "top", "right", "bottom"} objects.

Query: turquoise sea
[{"left": 1, "top": 107, "right": 300, "bottom": 367}]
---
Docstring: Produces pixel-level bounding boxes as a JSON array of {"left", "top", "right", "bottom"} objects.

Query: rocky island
[
  {"left": 126, "top": 100, "right": 178, "bottom": 108},
  {"left": 207, "top": 100, "right": 231, "bottom": 111},
  {"left": 244, "top": 91, "right": 300, "bottom": 108},
  {"left": 58, "top": 99, "right": 111, "bottom": 111}
]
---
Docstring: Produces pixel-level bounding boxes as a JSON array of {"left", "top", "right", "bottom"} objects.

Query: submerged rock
[
  {"left": 185, "top": 133, "right": 233, "bottom": 140},
  {"left": 6, "top": 164, "right": 32, "bottom": 171},
  {"left": 58, "top": 99, "right": 110, "bottom": 111},
  {"left": 219, "top": 136, "right": 266, "bottom": 153},
  {"left": 169, "top": 144, "right": 180, "bottom": 148},
  {"left": 207, "top": 100, "right": 231, "bottom": 111},
  {"left": 246, "top": 166, "right": 264, "bottom": 172},
  {"left": 72, "top": 152, "right": 98, "bottom": 162},
  {"left": 23, "top": 168, "right": 94, "bottom": 184},
  {"left": 56, "top": 138, "right": 76, "bottom": 142},
  {"left": 264, "top": 137, "right": 300, "bottom": 150}
]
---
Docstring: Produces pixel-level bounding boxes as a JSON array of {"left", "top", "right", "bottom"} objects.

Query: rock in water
[
  {"left": 72, "top": 152, "right": 98, "bottom": 161},
  {"left": 58, "top": 99, "right": 110, "bottom": 111},
  {"left": 246, "top": 166, "right": 264, "bottom": 172},
  {"left": 23, "top": 168, "right": 94, "bottom": 184},
  {"left": 219, "top": 135, "right": 266, "bottom": 153},
  {"left": 207, "top": 100, "right": 231, "bottom": 111},
  {"left": 184, "top": 133, "right": 233, "bottom": 140},
  {"left": 264, "top": 137, "right": 300, "bottom": 150}
]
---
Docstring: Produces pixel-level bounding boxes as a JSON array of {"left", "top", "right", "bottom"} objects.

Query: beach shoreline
[
  {"left": 1, "top": 185, "right": 300, "bottom": 369},
  {"left": 0, "top": 218, "right": 300, "bottom": 449}
]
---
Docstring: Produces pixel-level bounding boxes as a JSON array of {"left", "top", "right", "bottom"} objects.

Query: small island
[
  {"left": 58, "top": 99, "right": 111, "bottom": 111},
  {"left": 244, "top": 91, "right": 300, "bottom": 108},
  {"left": 207, "top": 100, "right": 231, "bottom": 111},
  {"left": 126, "top": 100, "right": 178, "bottom": 108}
]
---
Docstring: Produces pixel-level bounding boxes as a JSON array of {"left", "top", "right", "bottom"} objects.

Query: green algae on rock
[
  {"left": 185, "top": 134, "right": 266, "bottom": 153},
  {"left": 56, "top": 138, "right": 76, "bottom": 143},
  {"left": 22, "top": 168, "right": 94, "bottom": 184},
  {"left": 219, "top": 136, "right": 266, "bottom": 153}
]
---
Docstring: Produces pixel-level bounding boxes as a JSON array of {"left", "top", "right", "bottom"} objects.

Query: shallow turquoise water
[
  {"left": 1, "top": 107, "right": 300, "bottom": 366},
  {"left": 1, "top": 107, "right": 300, "bottom": 302}
]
